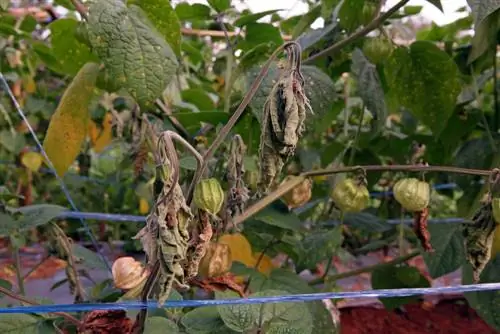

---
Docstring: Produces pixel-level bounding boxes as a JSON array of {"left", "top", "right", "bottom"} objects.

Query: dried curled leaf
[
  {"left": 258, "top": 45, "right": 312, "bottom": 194},
  {"left": 225, "top": 135, "right": 249, "bottom": 226},
  {"left": 463, "top": 200, "right": 498, "bottom": 283},
  {"left": 81, "top": 310, "right": 133, "bottom": 334},
  {"left": 413, "top": 207, "right": 433, "bottom": 252},
  {"left": 185, "top": 209, "right": 213, "bottom": 280},
  {"left": 43, "top": 62, "right": 100, "bottom": 177},
  {"left": 198, "top": 242, "right": 232, "bottom": 278}
]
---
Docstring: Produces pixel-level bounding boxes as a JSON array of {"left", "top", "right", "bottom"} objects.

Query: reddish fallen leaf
[
  {"left": 190, "top": 272, "right": 247, "bottom": 297},
  {"left": 80, "top": 310, "right": 133, "bottom": 334},
  {"left": 413, "top": 208, "right": 433, "bottom": 252},
  {"left": 25, "top": 257, "right": 67, "bottom": 280}
]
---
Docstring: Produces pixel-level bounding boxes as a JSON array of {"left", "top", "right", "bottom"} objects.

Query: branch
[
  {"left": 233, "top": 164, "right": 494, "bottom": 226},
  {"left": 308, "top": 250, "right": 421, "bottom": 285},
  {"left": 303, "top": 0, "right": 411, "bottom": 64},
  {"left": 155, "top": 99, "right": 191, "bottom": 142},
  {"left": 0, "top": 285, "right": 83, "bottom": 328}
]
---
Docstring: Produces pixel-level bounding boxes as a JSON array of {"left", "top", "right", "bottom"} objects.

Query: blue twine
[
  {"left": 0, "top": 73, "right": 111, "bottom": 274},
  {"left": 1, "top": 283, "right": 499, "bottom": 314}
]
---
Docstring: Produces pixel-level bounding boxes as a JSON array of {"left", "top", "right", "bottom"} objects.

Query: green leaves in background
[
  {"left": 422, "top": 223, "right": 465, "bottom": 278},
  {"left": 351, "top": 48, "right": 387, "bottom": 134},
  {"left": 371, "top": 264, "right": 430, "bottom": 310},
  {"left": 297, "top": 226, "right": 343, "bottom": 271},
  {"left": 463, "top": 254, "right": 500, "bottom": 330},
  {"left": 467, "top": 0, "right": 500, "bottom": 63},
  {"left": 175, "top": 3, "right": 211, "bottom": 21},
  {"left": 385, "top": 41, "right": 461, "bottom": 136},
  {"left": 0, "top": 314, "right": 40, "bottom": 333},
  {"left": 48, "top": 19, "right": 99, "bottom": 76},
  {"left": 234, "top": 10, "right": 282, "bottom": 27},
  {"left": 207, "top": 0, "right": 231, "bottom": 13},
  {"left": 144, "top": 317, "right": 180, "bottom": 333},
  {"left": 87, "top": 0, "right": 178, "bottom": 108},
  {"left": 128, "top": 0, "right": 182, "bottom": 57},
  {"left": 12, "top": 204, "right": 65, "bottom": 232}
]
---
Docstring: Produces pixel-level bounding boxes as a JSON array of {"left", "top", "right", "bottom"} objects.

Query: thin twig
[
  {"left": 233, "top": 165, "right": 494, "bottom": 227},
  {"left": 186, "top": 41, "right": 302, "bottom": 204},
  {"left": 303, "top": 0, "right": 411, "bottom": 64},
  {"left": 243, "top": 238, "right": 278, "bottom": 293},
  {"left": 308, "top": 250, "right": 421, "bottom": 286},
  {"left": 155, "top": 99, "right": 191, "bottom": 142},
  {"left": 0, "top": 285, "right": 83, "bottom": 327},
  {"left": 12, "top": 245, "right": 25, "bottom": 295},
  {"left": 22, "top": 254, "right": 51, "bottom": 280}
]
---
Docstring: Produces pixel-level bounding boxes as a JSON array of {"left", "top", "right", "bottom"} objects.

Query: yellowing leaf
[
  {"left": 218, "top": 233, "right": 254, "bottom": 267},
  {"left": 89, "top": 113, "right": 113, "bottom": 153},
  {"left": 21, "top": 152, "right": 43, "bottom": 172},
  {"left": 43, "top": 63, "right": 100, "bottom": 177},
  {"left": 22, "top": 75, "right": 36, "bottom": 94},
  {"left": 492, "top": 225, "right": 500, "bottom": 256},
  {"left": 139, "top": 197, "right": 150, "bottom": 214},
  {"left": 252, "top": 252, "right": 274, "bottom": 276}
]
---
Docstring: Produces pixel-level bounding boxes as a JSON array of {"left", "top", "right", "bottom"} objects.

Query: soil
[{"left": 340, "top": 299, "right": 499, "bottom": 334}]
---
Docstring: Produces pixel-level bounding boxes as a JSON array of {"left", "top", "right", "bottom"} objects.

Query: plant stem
[
  {"left": 494, "top": 48, "right": 499, "bottom": 130},
  {"left": 224, "top": 51, "right": 233, "bottom": 114},
  {"left": 308, "top": 249, "right": 421, "bottom": 286},
  {"left": 22, "top": 254, "right": 50, "bottom": 280},
  {"left": 398, "top": 210, "right": 405, "bottom": 257},
  {"left": 233, "top": 164, "right": 493, "bottom": 227},
  {"left": 12, "top": 245, "right": 24, "bottom": 295},
  {"left": 303, "top": 0, "right": 411, "bottom": 64},
  {"left": 186, "top": 41, "right": 302, "bottom": 204},
  {"left": 0, "top": 285, "right": 83, "bottom": 327},
  {"left": 348, "top": 105, "right": 365, "bottom": 166},
  {"left": 243, "top": 238, "right": 277, "bottom": 293}
]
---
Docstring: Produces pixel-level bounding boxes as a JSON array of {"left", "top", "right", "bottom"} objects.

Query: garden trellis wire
[{"left": 1, "top": 283, "right": 500, "bottom": 314}]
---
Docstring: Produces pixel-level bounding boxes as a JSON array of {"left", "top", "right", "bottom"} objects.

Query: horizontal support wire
[{"left": 1, "top": 283, "right": 500, "bottom": 314}]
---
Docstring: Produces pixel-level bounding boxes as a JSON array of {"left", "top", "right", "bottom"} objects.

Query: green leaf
[
  {"left": 240, "top": 23, "right": 283, "bottom": 51},
  {"left": 144, "top": 317, "right": 179, "bottom": 333},
  {"left": 181, "top": 307, "right": 231, "bottom": 334},
  {"left": 234, "top": 10, "right": 282, "bottom": 27},
  {"left": 87, "top": 0, "right": 178, "bottom": 108},
  {"left": 207, "top": 0, "right": 231, "bottom": 12},
  {"left": 342, "top": 212, "right": 391, "bottom": 232},
  {"left": 351, "top": 48, "right": 387, "bottom": 134},
  {"left": 253, "top": 206, "right": 302, "bottom": 231},
  {"left": 13, "top": 205, "right": 65, "bottom": 231},
  {"left": 181, "top": 89, "right": 215, "bottom": 111},
  {"left": 321, "top": 0, "right": 340, "bottom": 19},
  {"left": 246, "top": 63, "right": 336, "bottom": 126},
  {"left": 72, "top": 244, "right": 108, "bottom": 270},
  {"left": 48, "top": 19, "right": 99, "bottom": 76},
  {"left": 216, "top": 290, "right": 257, "bottom": 332},
  {"left": 251, "top": 290, "right": 312, "bottom": 334},
  {"left": 371, "top": 264, "right": 430, "bottom": 310},
  {"left": 438, "top": 108, "right": 482, "bottom": 152},
  {"left": 463, "top": 254, "right": 500, "bottom": 330},
  {"left": 0, "top": 130, "right": 26, "bottom": 154},
  {"left": 128, "top": 0, "right": 182, "bottom": 57},
  {"left": 0, "top": 0, "right": 9, "bottom": 10},
  {"left": 0, "top": 314, "right": 39, "bottom": 333},
  {"left": 175, "top": 3, "right": 211, "bottom": 20},
  {"left": 384, "top": 41, "right": 461, "bottom": 136},
  {"left": 468, "top": 7, "right": 500, "bottom": 64},
  {"left": 422, "top": 223, "right": 466, "bottom": 278},
  {"left": 467, "top": 0, "right": 500, "bottom": 27},
  {"left": 425, "top": 0, "right": 443, "bottom": 12},
  {"left": 179, "top": 156, "right": 198, "bottom": 171},
  {"left": 338, "top": 0, "right": 366, "bottom": 32},
  {"left": 453, "top": 137, "right": 494, "bottom": 190},
  {"left": 292, "top": 5, "right": 321, "bottom": 38},
  {"left": 0, "top": 278, "right": 12, "bottom": 298},
  {"left": 404, "top": 6, "right": 423, "bottom": 15},
  {"left": 297, "top": 226, "right": 343, "bottom": 270}
]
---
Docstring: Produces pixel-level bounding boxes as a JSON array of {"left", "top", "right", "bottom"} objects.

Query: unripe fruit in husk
[
  {"left": 198, "top": 242, "right": 232, "bottom": 278},
  {"left": 361, "top": 2, "right": 378, "bottom": 26},
  {"left": 281, "top": 176, "right": 312, "bottom": 209},
  {"left": 362, "top": 37, "right": 394, "bottom": 65},
  {"left": 331, "top": 178, "right": 370, "bottom": 213},
  {"left": 393, "top": 178, "right": 430, "bottom": 212},
  {"left": 493, "top": 198, "right": 500, "bottom": 224},
  {"left": 194, "top": 178, "right": 225, "bottom": 215}
]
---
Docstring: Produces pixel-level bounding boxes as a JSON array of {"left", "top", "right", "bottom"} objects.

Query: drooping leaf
[
  {"left": 0, "top": 314, "right": 39, "bottom": 333},
  {"left": 467, "top": 0, "right": 500, "bottom": 27},
  {"left": 144, "top": 317, "right": 180, "bottom": 333},
  {"left": 422, "top": 223, "right": 466, "bottom": 278},
  {"left": 216, "top": 290, "right": 258, "bottom": 332},
  {"left": 87, "top": 0, "right": 178, "bottom": 108},
  {"left": 175, "top": 3, "right": 211, "bottom": 20},
  {"left": 43, "top": 62, "right": 100, "bottom": 177},
  {"left": 246, "top": 63, "right": 336, "bottom": 125},
  {"left": 13, "top": 204, "right": 65, "bottom": 232},
  {"left": 128, "top": 0, "right": 182, "bottom": 57},
  {"left": 297, "top": 21, "right": 340, "bottom": 51},
  {"left": 48, "top": 19, "right": 99, "bottom": 76},
  {"left": 297, "top": 226, "right": 343, "bottom": 271},
  {"left": 72, "top": 244, "right": 108, "bottom": 270},
  {"left": 463, "top": 254, "right": 500, "bottom": 330},
  {"left": 384, "top": 41, "right": 461, "bottom": 136},
  {"left": 468, "top": 7, "right": 500, "bottom": 64},
  {"left": 207, "top": 0, "right": 231, "bottom": 12},
  {"left": 371, "top": 264, "right": 430, "bottom": 310},
  {"left": 351, "top": 48, "right": 387, "bottom": 134},
  {"left": 234, "top": 10, "right": 282, "bottom": 27}
]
